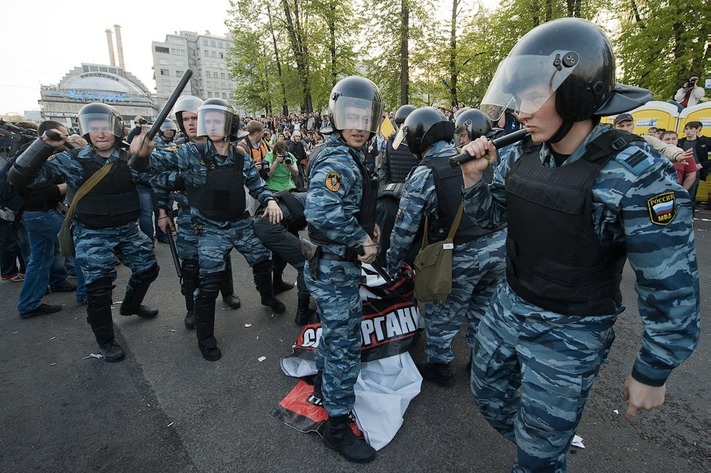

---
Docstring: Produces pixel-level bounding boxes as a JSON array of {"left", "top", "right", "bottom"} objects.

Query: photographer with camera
[
  {"left": 671, "top": 75, "right": 705, "bottom": 111},
  {"left": 263, "top": 141, "right": 299, "bottom": 192}
]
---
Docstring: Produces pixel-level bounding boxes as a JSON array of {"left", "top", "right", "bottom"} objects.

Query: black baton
[
  {"left": 166, "top": 229, "right": 182, "bottom": 279},
  {"left": 449, "top": 129, "right": 530, "bottom": 167},
  {"left": 129, "top": 69, "right": 193, "bottom": 170}
]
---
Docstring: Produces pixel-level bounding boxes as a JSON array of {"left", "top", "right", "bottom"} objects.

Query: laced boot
[{"left": 322, "top": 415, "right": 375, "bottom": 463}]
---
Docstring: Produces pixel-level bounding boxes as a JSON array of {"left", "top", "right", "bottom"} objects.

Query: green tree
[{"left": 614, "top": 0, "right": 710, "bottom": 102}]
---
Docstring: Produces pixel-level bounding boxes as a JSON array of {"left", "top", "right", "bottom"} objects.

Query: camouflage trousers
[
  {"left": 176, "top": 208, "right": 198, "bottom": 261},
  {"left": 196, "top": 216, "right": 269, "bottom": 277},
  {"left": 73, "top": 220, "right": 156, "bottom": 286},
  {"left": 470, "top": 282, "right": 618, "bottom": 473},
  {"left": 304, "top": 257, "right": 362, "bottom": 416},
  {"left": 424, "top": 228, "right": 506, "bottom": 364}
]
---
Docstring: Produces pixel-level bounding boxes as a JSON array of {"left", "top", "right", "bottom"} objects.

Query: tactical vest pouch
[
  {"left": 379, "top": 182, "right": 405, "bottom": 200},
  {"left": 413, "top": 203, "right": 463, "bottom": 302}
]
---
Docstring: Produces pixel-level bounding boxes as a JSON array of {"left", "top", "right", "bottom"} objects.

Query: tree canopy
[{"left": 225, "top": 0, "right": 709, "bottom": 115}]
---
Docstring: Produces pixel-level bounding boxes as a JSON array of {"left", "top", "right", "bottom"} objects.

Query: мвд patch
[
  {"left": 647, "top": 192, "right": 676, "bottom": 226},
  {"left": 325, "top": 171, "right": 342, "bottom": 192}
]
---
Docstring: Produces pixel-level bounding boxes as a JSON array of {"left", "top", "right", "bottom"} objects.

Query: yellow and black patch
[
  {"left": 165, "top": 144, "right": 181, "bottom": 152},
  {"left": 325, "top": 171, "right": 342, "bottom": 192},
  {"left": 647, "top": 192, "right": 676, "bottom": 226}
]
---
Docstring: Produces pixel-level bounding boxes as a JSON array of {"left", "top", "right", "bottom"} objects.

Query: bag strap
[
  {"left": 64, "top": 161, "right": 115, "bottom": 223},
  {"left": 420, "top": 202, "right": 464, "bottom": 250}
]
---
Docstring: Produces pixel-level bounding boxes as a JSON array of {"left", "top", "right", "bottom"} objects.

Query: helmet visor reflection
[
  {"left": 481, "top": 51, "right": 578, "bottom": 121},
  {"left": 197, "top": 108, "right": 234, "bottom": 138},
  {"left": 331, "top": 97, "right": 383, "bottom": 134},
  {"left": 79, "top": 113, "right": 122, "bottom": 138}
]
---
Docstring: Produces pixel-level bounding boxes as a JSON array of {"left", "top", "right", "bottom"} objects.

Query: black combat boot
[
  {"left": 418, "top": 362, "right": 455, "bottom": 388},
  {"left": 195, "top": 272, "right": 223, "bottom": 361},
  {"left": 87, "top": 281, "right": 125, "bottom": 363},
  {"left": 221, "top": 256, "right": 241, "bottom": 309},
  {"left": 253, "top": 261, "right": 286, "bottom": 313},
  {"left": 182, "top": 259, "right": 199, "bottom": 329},
  {"left": 119, "top": 265, "right": 159, "bottom": 318},
  {"left": 272, "top": 255, "right": 293, "bottom": 294},
  {"left": 294, "top": 294, "right": 312, "bottom": 325},
  {"left": 322, "top": 415, "right": 376, "bottom": 463}
]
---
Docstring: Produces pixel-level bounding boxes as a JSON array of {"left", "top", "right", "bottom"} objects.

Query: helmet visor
[
  {"left": 481, "top": 51, "right": 578, "bottom": 121},
  {"left": 331, "top": 97, "right": 383, "bottom": 134},
  {"left": 79, "top": 113, "right": 123, "bottom": 138},
  {"left": 197, "top": 106, "right": 235, "bottom": 138}
]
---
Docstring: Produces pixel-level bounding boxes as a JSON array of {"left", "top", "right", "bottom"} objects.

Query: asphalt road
[{"left": 1, "top": 214, "right": 709, "bottom": 473}]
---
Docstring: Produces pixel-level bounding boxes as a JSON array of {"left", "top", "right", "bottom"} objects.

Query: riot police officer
[
  {"left": 155, "top": 119, "right": 177, "bottom": 147},
  {"left": 9, "top": 103, "right": 161, "bottom": 362},
  {"left": 374, "top": 104, "right": 418, "bottom": 266},
  {"left": 153, "top": 95, "right": 241, "bottom": 330},
  {"left": 387, "top": 107, "right": 506, "bottom": 387},
  {"left": 304, "top": 76, "right": 382, "bottom": 463},
  {"left": 459, "top": 18, "right": 699, "bottom": 472},
  {"left": 132, "top": 98, "right": 285, "bottom": 362}
]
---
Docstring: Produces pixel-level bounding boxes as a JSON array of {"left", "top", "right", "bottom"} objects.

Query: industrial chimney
[
  {"left": 114, "top": 24, "right": 125, "bottom": 70},
  {"left": 105, "top": 29, "right": 116, "bottom": 66}
]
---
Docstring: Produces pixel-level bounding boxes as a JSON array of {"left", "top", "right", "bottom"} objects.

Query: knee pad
[
  {"left": 181, "top": 259, "right": 199, "bottom": 279},
  {"left": 252, "top": 259, "right": 271, "bottom": 276},
  {"left": 197, "top": 271, "right": 224, "bottom": 303},
  {"left": 132, "top": 263, "right": 160, "bottom": 286}
]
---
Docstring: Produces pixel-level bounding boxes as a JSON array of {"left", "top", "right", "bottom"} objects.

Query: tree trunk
[
  {"left": 399, "top": 0, "right": 410, "bottom": 106},
  {"left": 267, "top": 4, "right": 289, "bottom": 115},
  {"left": 449, "top": 0, "right": 459, "bottom": 107},
  {"left": 281, "top": 0, "right": 313, "bottom": 113}
]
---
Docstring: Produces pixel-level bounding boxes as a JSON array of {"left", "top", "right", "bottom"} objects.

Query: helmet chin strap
[{"left": 548, "top": 120, "right": 573, "bottom": 144}]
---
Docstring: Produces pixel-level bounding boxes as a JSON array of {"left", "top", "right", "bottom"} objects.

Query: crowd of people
[{"left": 0, "top": 17, "right": 704, "bottom": 472}]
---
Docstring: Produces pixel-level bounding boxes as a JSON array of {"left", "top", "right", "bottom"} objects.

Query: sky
[
  {"left": 0, "top": 0, "right": 233, "bottom": 115},
  {"left": 0, "top": 0, "right": 500, "bottom": 116}
]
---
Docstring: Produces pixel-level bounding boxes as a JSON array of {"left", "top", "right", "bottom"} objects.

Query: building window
[
  {"left": 160, "top": 69, "right": 169, "bottom": 76},
  {"left": 203, "top": 50, "right": 208, "bottom": 57},
  {"left": 222, "top": 92, "right": 227, "bottom": 99},
  {"left": 220, "top": 72, "right": 225, "bottom": 79},
  {"left": 206, "top": 81, "right": 212, "bottom": 88},
  {"left": 203, "top": 39, "right": 209, "bottom": 46},
  {"left": 175, "top": 60, "right": 184, "bottom": 67},
  {"left": 154, "top": 46, "right": 170, "bottom": 54},
  {"left": 173, "top": 49, "right": 185, "bottom": 56},
  {"left": 211, "top": 40, "right": 216, "bottom": 47},
  {"left": 159, "top": 59, "right": 168, "bottom": 65},
  {"left": 176, "top": 70, "right": 184, "bottom": 77}
]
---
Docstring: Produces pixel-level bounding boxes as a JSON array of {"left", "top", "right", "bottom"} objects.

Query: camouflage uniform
[
  {"left": 387, "top": 141, "right": 506, "bottom": 365},
  {"left": 150, "top": 140, "right": 280, "bottom": 359},
  {"left": 304, "top": 135, "right": 370, "bottom": 416},
  {"left": 462, "top": 123, "right": 700, "bottom": 472},
  {"left": 31, "top": 145, "right": 160, "bottom": 353}
]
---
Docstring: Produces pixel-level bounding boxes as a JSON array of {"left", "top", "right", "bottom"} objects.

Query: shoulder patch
[
  {"left": 325, "top": 171, "right": 342, "bottom": 192},
  {"left": 165, "top": 144, "right": 181, "bottom": 152},
  {"left": 615, "top": 147, "right": 654, "bottom": 175},
  {"left": 647, "top": 192, "right": 676, "bottom": 226}
]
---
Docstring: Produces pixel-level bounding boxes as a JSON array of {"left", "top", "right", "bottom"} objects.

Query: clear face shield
[
  {"left": 480, "top": 50, "right": 578, "bottom": 122},
  {"left": 331, "top": 97, "right": 383, "bottom": 134},
  {"left": 197, "top": 106, "right": 234, "bottom": 138},
  {"left": 79, "top": 113, "right": 123, "bottom": 138}
]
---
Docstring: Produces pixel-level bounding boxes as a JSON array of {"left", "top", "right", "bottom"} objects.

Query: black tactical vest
[
  {"left": 421, "top": 149, "right": 503, "bottom": 246},
  {"left": 185, "top": 144, "right": 247, "bottom": 221},
  {"left": 505, "top": 131, "right": 641, "bottom": 316},
  {"left": 385, "top": 141, "right": 418, "bottom": 184},
  {"left": 75, "top": 150, "right": 140, "bottom": 229}
]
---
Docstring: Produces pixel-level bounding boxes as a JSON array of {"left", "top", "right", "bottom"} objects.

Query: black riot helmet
[
  {"left": 393, "top": 107, "right": 455, "bottom": 158},
  {"left": 394, "top": 104, "right": 416, "bottom": 126},
  {"left": 197, "top": 98, "right": 240, "bottom": 140},
  {"left": 77, "top": 102, "right": 124, "bottom": 145},
  {"left": 173, "top": 95, "right": 203, "bottom": 135},
  {"left": 328, "top": 76, "right": 384, "bottom": 139},
  {"left": 481, "top": 18, "right": 651, "bottom": 127},
  {"left": 454, "top": 109, "right": 491, "bottom": 140}
]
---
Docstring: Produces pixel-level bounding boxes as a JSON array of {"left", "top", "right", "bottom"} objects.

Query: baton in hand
[{"left": 449, "top": 129, "right": 530, "bottom": 168}]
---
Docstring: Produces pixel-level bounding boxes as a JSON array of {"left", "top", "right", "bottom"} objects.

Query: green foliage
[
  {"left": 223, "top": 0, "right": 707, "bottom": 117},
  {"left": 614, "top": 0, "right": 709, "bottom": 101}
]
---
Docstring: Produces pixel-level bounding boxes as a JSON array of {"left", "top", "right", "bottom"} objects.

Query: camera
[
  {"left": 284, "top": 156, "right": 293, "bottom": 165},
  {"left": 137, "top": 118, "right": 153, "bottom": 126}
]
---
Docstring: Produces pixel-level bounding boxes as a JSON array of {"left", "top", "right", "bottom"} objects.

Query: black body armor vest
[
  {"left": 385, "top": 142, "right": 418, "bottom": 184},
  {"left": 421, "top": 151, "right": 502, "bottom": 246},
  {"left": 505, "top": 131, "right": 641, "bottom": 316},
  {"left": 185, "top": 145, "right": 247, "bottom": 221},
  {"left": 75, "top": 150, "right": 140, "bottom": 229}
]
